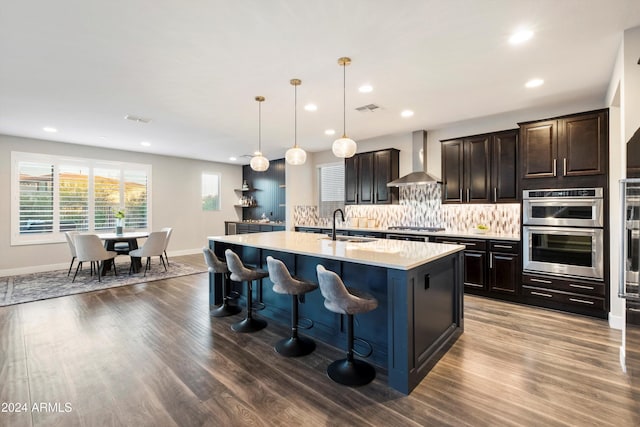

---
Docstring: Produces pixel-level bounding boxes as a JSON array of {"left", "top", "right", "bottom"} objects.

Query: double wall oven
[{"left": 522, "top": 188, "right": 604, "bottom": 280}]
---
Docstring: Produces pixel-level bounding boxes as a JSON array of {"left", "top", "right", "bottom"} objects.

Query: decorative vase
[{"left": 116, "top": 218, "right": 124, "bottom": 235}]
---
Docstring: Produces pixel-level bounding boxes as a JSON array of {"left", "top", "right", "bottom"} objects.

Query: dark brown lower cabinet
[
  {"left": 488, "top": 241, "right": 519, "bottom": 294},
  {"left": 434, "top": 237, "right": 520, "bottom": 299},
  {"left": 521, "top": 273, "right": 606, "bottom": 318},
  {"left": 463, "top": 250, "right": 487, "bottom": 290}
]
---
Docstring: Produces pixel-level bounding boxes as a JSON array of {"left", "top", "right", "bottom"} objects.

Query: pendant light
[
  {"left": 332, "top": 56, "right": 357, "bottom": 158},
  {"left": 250, "top": 96, "right": 269, "bottom": 172},
  {"left": 285, "top": 78, "right": 307, "bottom": 165}
]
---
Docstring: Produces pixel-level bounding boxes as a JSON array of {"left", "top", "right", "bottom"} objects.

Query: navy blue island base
[{"left": 208, "top": 232, "right": 464, "bottom": 394}]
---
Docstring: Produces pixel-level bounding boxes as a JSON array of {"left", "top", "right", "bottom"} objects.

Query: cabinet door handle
[
  {"left": 441, "top": 241, "right": 458, "bottom": 245},
  {"left": 553, "top": 158, "right": 557, "bottom": 177},
  {"left": 569, "top": 283, "right": 594, "bottom": 290},
  {"left": 494, "top": 187, "right": 497, "bottom": 202},
  {"left": 531, "top": 277, "right": 552, "bottom": 284},
  {"left": 464, "top": 242, "right": 476, "bottom": 247},
  {"left": 459, "top": 188, "right": 462, "bottom": 202},
  {"left": 489, "top": 253, "right": 493, "bottom": 269},
  {"left": 493, "top": 244, "right": 513, "bottom": 249},
  {"left": 563, "top": 158, "right": 567, "bottom": 176},
  {"left": 467, "top": 188, "right": 470, "bottom": 202},
  {"left": 569, "top": 298, "right": 595, "bottom": 305},
  {"left": 531, "top": 291, "right": 553, "bottom": 298},
  {"left": 424, "top": 274, "right": 430, "bottom": 290}
]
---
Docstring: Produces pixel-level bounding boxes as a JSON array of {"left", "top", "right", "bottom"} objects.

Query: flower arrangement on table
[{"left": 115, "top": 209, "right": 125, "bottom": 234}]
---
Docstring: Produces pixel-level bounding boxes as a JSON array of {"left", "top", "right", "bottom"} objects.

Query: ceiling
[{"left": 1, "top": 0, "right": 640, "bottom": 165}]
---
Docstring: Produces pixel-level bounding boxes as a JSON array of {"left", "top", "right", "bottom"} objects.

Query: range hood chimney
[{"left": 387, "top": 130, "right": 441, "bottom": 187}]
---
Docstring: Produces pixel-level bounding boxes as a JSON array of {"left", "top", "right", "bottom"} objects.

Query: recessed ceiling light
[
  {"left": 229, "top": 157, "right": 237, "bottom": 161},
  {"left": 401, "top": 110, "right": 414, "bottom": 118},
  {"left": 324, "top": 129, "right": 336, "bottom": 136},
  {"left": 359, "top": 84, "right": 373, "bottom": 93},
  {"left": 304, "top": 104, "right": 317, "bottom": 112},
  {"left": 525, "top": 78, "right": 544, "bottom": 88},
  {"left": 140, "top": 141, "right": 151, "bottom": 147},
  {"left": 509, "top": 29, "right": 533, "bottom": 45},
  {"left": 43, "top": 127, "right": 58, "bottom": 133}
]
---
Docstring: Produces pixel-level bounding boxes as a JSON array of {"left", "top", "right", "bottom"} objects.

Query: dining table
[{"left": 97, "top": 231, "right": 149, "bottom": 274}]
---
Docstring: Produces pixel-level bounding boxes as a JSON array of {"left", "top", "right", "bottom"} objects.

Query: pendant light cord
[
  {"left": 294, "top": 83, "right": 298, "bottom": 148},
  {"left": 342, "top": 62, "right": 346, "bottom": 137},
  {"left": 258, "top": 100, "right": 262, "bottom": 153}
]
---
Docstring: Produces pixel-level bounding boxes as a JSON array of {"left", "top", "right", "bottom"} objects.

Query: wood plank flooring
[{"left": 1, "top": 254, "right": 638, "bottom": 426}]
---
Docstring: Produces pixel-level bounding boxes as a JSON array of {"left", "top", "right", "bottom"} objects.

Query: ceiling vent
[
  {"left": 124, "top": 115, "right": 152, "bottom": 124},
  {"left": 355, "top": 104, "right": 380, "bottom": 112}
]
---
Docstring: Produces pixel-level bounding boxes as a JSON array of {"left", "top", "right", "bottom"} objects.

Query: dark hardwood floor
[{"left": 1, "top": 254, "right": 638, "bottom": 426}]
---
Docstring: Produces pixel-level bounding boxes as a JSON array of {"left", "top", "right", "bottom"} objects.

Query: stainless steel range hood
[{"left": 387, "top": 130, "right": 441, "bottom": 187}]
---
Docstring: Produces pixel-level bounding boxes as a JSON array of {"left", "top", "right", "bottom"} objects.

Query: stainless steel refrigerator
[{"left": 620, "top": 179, "right": 640, "bottom": 385}]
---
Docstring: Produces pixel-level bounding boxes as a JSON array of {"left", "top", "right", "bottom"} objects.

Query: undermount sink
[{"left": 319, "top": 235, "right": 376, "bottom": 243}]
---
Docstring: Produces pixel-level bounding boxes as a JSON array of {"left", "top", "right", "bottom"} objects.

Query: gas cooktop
[{"left": 388, "top": 226, "right": 445, "bottom": 232}]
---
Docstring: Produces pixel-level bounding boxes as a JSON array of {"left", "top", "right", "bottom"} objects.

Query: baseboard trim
[
  {"left": 0, "top": 248, "right": 203, "bottom": 277},
  {"left": 608, "top": 312, "right": 624, "bottom": 330}
]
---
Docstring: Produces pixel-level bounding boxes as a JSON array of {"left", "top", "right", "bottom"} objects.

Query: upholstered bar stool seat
[
  {"left": 202, "top": 248, "right": 242, "bottom": 317},
  {"left": 225, "top": 249, "right": 269, "bottom": 333},
  {"left": 316, "top": 264, "right": 379, "bottom": 386},
  {"left": 266, "top": 256, "right": 318, "bottom": 357}
]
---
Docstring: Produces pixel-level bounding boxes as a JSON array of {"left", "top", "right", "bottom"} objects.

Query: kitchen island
[{"left": 208, "top": 231, "right": 464, "bottom": 394}]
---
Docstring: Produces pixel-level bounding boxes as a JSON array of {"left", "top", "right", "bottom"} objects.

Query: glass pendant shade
[
  {"left": 285, "top": 78, "right": 307, "bottom": 165},
  {"left": 285, "top": 146, "right": 307, "bottom": 165},
  {"left": 332, "top": 136, "right": 357, "bottom": 158},
  {"left": 250, "top": 152, "right": 269, "bottom": 171},
  {"left": 250, "top": 95, "right": 269, "bottom": 172},
  {"left": 333, "top": 57, "right": 357, "bottom": 159}
]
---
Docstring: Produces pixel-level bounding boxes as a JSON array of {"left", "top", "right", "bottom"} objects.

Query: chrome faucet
[{"left": 332, "top": 208, "right": 345, "bottom": 241}]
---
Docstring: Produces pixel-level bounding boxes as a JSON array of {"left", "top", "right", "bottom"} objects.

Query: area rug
[{"left": 0, "top": 258, "right": 207, "bottom": 307}]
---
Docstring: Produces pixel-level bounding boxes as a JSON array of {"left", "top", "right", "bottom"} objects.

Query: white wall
[
  {"left": 285, "top": 151, "right": 315, "bottom": 229},
  {"left": 0, "top": 134, "right": 242, "bottom": 274}
]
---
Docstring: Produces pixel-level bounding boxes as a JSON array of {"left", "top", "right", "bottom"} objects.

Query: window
[
  {"left": 202, "top": 173, "right": 220, "bottom": 211},
  {"left": 11, "top": 152, "right": 152, "bottom": 245},
  {"left": 318, "top": 162, "right": 345, "bottom": 218}
]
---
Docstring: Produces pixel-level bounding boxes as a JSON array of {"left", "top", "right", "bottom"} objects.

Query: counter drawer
[
  {"left": 434, "top": 237, "right": 487, "bottom": 251},
  {"left": 522, "top": 273, "right": 605, "bottom": 296},
  {"left": 489, "top": 241, "right": 519, "bottom": 253},
  {"left": 522, "top": 285, "right": 605, "bottom": 310}
]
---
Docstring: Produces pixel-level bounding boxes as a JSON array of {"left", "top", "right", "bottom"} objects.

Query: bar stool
[
  {"left": 225, "top": 249, "right": 269, "bottom": 333},
  {"left": 316, "top": 264, "right": 378, "bottom": 386},
  {"left": 202, "top": 248, "right": 242, "bottom": 317},
  {"left": 266, "top": 256, "right": 318, "bottom": 357}
]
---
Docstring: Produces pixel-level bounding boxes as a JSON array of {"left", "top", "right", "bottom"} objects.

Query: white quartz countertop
[
  {"left": 208, "top": 231, "right": 464, "bottom": 270},
  {"left": 295, "top": 225, "right": 520, "bottom": 241}
]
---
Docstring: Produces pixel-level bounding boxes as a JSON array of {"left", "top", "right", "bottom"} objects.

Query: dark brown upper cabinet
[
  {"left": 627, "top": 127, "right": 640, "bottom": 178},
  {"left": 520, "top": 109, "right": 608, "bottom": 185},
  {"left": 441, "top": 129, "right": 518, "bottom": 204},
  {"left": 345, "top": 148, "right": 399, "bottom": 205}
]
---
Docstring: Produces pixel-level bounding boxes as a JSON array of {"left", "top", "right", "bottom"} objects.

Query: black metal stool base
[
  {"left": 231, "top": 317, "right": 267, "bottom": 333},
  {"left": 210, "top": 303, "right": 242, "bottom": 318},
  {"left": 327, "top": 359, "right": 376, "bottom": 386},
  {"left": 275, "top": 336, "right": 316, "bottom": 357}
]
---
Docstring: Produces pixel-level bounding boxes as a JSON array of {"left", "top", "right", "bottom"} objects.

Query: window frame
[
  {"left": 11, "top": 151, "right": 152, "bottom": 246},
  {"left": 201, "top": 172, "right": 221, "bottom": 211},
  {"left": 317, "top": 161, "right": 345, "bottom": 218}
]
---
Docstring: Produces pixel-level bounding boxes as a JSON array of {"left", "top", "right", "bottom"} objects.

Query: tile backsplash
[{"left": 294, "top": 184, "right": 520, "bottom": 235}]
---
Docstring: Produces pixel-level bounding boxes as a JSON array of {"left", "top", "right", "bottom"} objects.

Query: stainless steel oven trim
[
  {"left": 523, "top": 188, "right": 603, "bottom": 199},
  {"left": 523, "top": 198, "right": 604, "bottom": 227},
  {"left": 523, "top": 226, "right": 604, "bottom": 280}
]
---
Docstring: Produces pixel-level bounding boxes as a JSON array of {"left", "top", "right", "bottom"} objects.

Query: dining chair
[
  {"left": 73, "top": 234, "right": 118, "bottom": 282},
  {"left": 128, "top": 231, "right": 168, "bottom": 276},
  {"left": 161, "top": 227, "right": 173, "bottom": 266},
  {"left": 64, "top": 231, "right": 79, "bottom": 276}
]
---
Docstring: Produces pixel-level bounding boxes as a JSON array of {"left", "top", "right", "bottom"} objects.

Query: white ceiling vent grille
[
  {"left": 124, "top": 115, "right": 152, "bottom": 123},
  {"left": 355, "top": 104, "right": 380, "bottom": 112}
]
